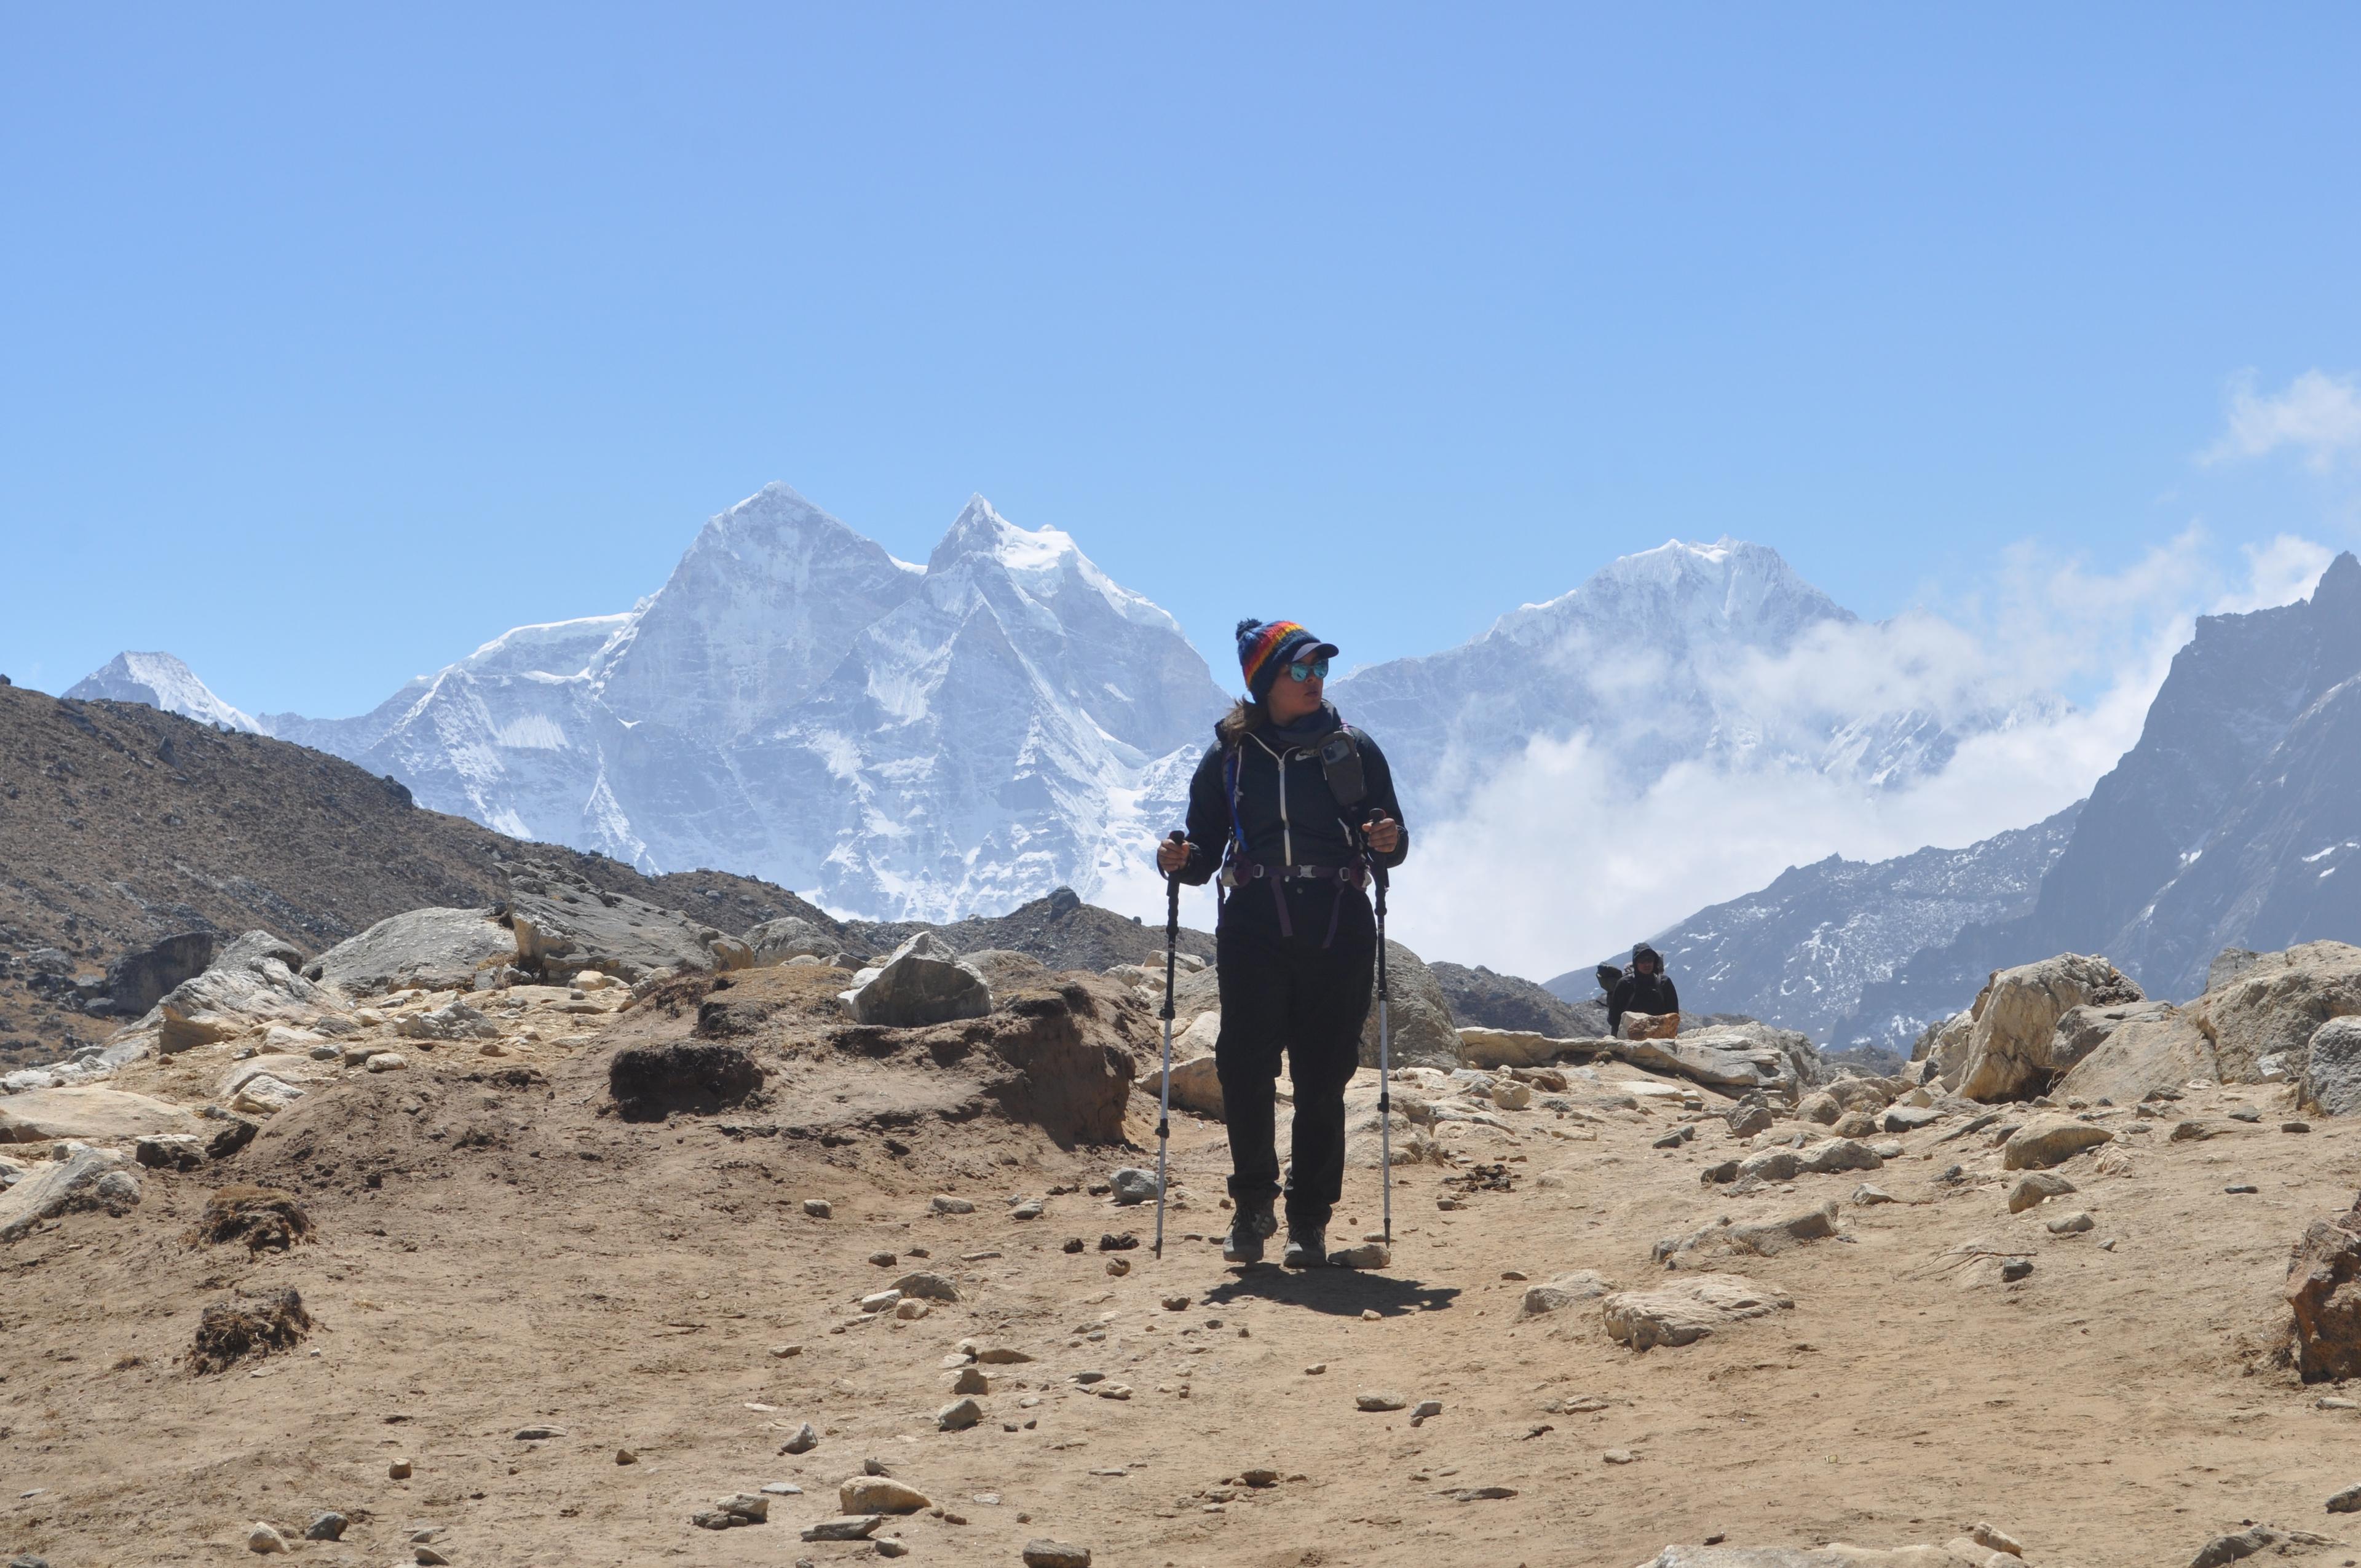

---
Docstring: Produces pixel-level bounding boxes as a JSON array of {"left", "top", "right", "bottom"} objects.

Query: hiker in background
[
  {"left": 1157, "top": 619, "right": 1409, "bottom": 1270},
  {"left": 1607, "top": 943, "right": 1680, "bottom": 1039}
]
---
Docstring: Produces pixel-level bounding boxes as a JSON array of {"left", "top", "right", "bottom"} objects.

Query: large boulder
[
  {"left": 104, "top": 932, "right": 218, "bottom": 1017},
  {"left": 839, "top": 933, "right": 993, "bottom": 1028},
  {"left": 2287, "top": 1198, "right": 2361, "bottom": 1382},
  {"left": 745, "top": 916, "right": 841, "bottom": 967},
  {"left": 2301, "top": 1018, "right": 2361, "bottom": 1117},
  {"left": 304, "top": 908, "right": 517, "bottom": 996},
  {"left": 1913, "top": 1012, "right": 1974, "bottom": 1087},
  {"left": 1361, "top": 940, "right": 1458, "bottom": 1069},
  {"left": 507, "top": 860, "right": 746, "bottom": 983},
  {"left": 2053, "top": 1005, "right": 2217, "bottom": 1106},
  {"left": 2196, "top": 941, "right": 2361, "bottom": 1084},
  {"left": 0, "top": 1087, "right": 206, "bottom": 1145},
  {"left": 1155, "top": 1053, "right": 1224, "bottom": 1119},
  {"left": 0, "top": 1145, "right": 141, "bottom": 1242},
  {"left": 133, "top": 932, "right": 334, "bottom": 1058},
  {"left": 1953, "top": 954, "right": 2143, "bottom": 1101},
  {"left": 1167, "top": 963, "right": 1222, "bottom": 1028}
]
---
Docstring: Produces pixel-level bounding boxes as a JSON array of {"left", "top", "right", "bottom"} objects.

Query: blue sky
[{"left": 4, "top": 6, "right": 2359, "bottom": 716}]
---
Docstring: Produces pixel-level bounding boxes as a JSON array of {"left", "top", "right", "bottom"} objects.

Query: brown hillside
[{"left": 0, "top": 683, "right": 832, "bottom": 1070}]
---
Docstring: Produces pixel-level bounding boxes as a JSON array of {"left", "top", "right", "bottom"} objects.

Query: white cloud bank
[
  {"left": 2205, "top": 369, "right": 2361, "bottom": 471},
  {"left": 1383, "top": 530, "right": 2333, "bottom": 980}
]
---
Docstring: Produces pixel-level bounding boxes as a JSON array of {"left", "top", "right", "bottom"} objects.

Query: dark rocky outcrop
[
  {"left": 103, "top": 932, "right": 217, "bottom": 1016},
  {"left": 608, "top": 1042, "right": 766, "bottom": 1122}
]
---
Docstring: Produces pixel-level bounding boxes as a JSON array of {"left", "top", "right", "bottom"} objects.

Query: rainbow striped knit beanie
[{"left": 1234, "top": 619, "right": 1338, "bottom": 702}]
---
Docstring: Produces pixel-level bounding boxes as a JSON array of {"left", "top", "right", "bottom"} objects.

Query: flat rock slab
[
  {"left": 1521, "top": 1270, "right": 1615, "bottom": 1317},
  {"left": 1655, "top": 1202, "right": 1839, "bottom": 1269},
  {"left": 1, "top": 1146, "right": 141, "bottom": 1243},
  {"left": 0, "top": 1087, "right": 204, "bottom": 1144},
  {"left": 1602, "top": 1273, "right": 1793, "bottom": 1351},
  {"left": 2002, "top": 1115, "right": 2114, "bottom": 1170},
  {"left": 1639, "top": 1543, "right": 2028, "bottom": 1566},
  {"left": 1613, "top": 1036, "right": 1787, "bottom": 1090},
  {"left": 1457, "top": 1026, "right": 1584, "bottom": 1070}
]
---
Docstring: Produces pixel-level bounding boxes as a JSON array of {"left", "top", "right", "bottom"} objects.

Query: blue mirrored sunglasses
[{"left": 1284, "top": 657, "right": 1330, "bottom": 683}]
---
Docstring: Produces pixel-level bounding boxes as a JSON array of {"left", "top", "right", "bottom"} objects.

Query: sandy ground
[{"left": 7, "top": 971, "right": 2361, "bottom": 1568}]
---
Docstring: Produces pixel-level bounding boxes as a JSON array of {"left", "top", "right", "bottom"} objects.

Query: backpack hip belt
[{"left": 1227, "top": 857, "right": 1369, "bottom": 946}]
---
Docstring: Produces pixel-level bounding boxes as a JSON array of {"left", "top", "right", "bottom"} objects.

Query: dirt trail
[{"left": 6, "top": 972, "right": 2359, "bottom": 1567}]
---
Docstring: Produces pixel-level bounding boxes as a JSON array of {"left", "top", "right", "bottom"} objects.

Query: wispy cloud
[
  {"left": 2204, "top": 369, "right": 2361, "bottom": 471},
  {"left": 1378, "top": 531, "right": 2328, "bottom": 981}
]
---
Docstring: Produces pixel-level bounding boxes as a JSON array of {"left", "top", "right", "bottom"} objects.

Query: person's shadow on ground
[{"left": 1201, "top": 1265, "right": 1459, "bottom": 1319}]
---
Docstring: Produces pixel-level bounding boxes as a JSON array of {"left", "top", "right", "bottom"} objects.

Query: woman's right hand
[{"left": 1157, "top": 834, "right": 1190, "bottom": 876}]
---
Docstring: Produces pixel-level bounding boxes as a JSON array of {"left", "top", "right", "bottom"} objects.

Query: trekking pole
[
  {"left": 1153, "top": 830, "right": 1184, "bottom": 1260},
  {"left": 1374, "top": 864, "right": 1393, "bottom": 1246}
]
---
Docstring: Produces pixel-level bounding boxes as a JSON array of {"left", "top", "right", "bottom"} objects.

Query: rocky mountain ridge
[{"left": 1841, "top": 550, "right": 2361, "bottom": 1028}]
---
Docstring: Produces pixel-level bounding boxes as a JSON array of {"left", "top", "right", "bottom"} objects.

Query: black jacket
[
  {"left": 1173, "top": 707, "right": 1409, "bottom": 888},
  {"left": 1608, "top": 970, "right": 1680, "bottom": 1035}
]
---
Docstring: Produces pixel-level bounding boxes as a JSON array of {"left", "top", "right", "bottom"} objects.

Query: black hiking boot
[
  {"left": 1223, "top": 1200, "right": 1277, "bottom": 1264},
  {"left": 1282, "top": 1223, "right": 1328, "bottom": 1269}
]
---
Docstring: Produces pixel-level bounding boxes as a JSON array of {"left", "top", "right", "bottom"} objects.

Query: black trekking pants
[{"left": 1213, "top": 882, "right": 1377, "bottom": 1232}]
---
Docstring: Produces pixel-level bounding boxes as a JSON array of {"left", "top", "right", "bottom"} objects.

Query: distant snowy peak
[
  {"left": 1491, "top": 537, "right": 1853, "bottom": 651},
  {"left": 1329, "top": 536, "right": 1962, "bottom": 823},
  {"left": 65, "top": 652, "right": 260, "bottom": 733},
  {"left": 590, "top": 483, "right": 925, "bottom": 735},
  {"left": 927, "top": 496, "right": 1182, "bottom": 635}
]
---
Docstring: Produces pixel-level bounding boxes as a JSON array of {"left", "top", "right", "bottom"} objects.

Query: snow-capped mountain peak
[
  {"left": 1491, "top": 537, "right": 1853, "bottom": 651},
  {"left": 591, "top": 483, "right": 923, "bottom": 737},
  {"left": 76, "top": 485, "right": 1229, "bottom": 924},
  {"left": 65, "top": 652, "right": 260, "bottom": 733},
  {"left": 927, "top": 496, "right": 1180, "bottom": 636},
  {"left": 1332, "top": 536, "right": 2019, "bottom": 825}
]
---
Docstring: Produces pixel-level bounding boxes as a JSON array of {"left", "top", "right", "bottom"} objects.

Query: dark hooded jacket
[
  {"left": 1607, "top": 944, "right": 1679, "bottom": 1035},
  {"left": 1172, "top": 703, "right": 1408, "bottom": 895}
]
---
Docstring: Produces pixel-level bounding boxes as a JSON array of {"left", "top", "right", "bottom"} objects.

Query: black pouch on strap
[{"left": 1318, "top": 728, "right": 1367, "bottom": 812}]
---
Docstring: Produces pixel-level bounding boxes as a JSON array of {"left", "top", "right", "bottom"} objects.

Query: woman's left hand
[{"left": 1362, "top": 814, "right": 1401, "bottom": 855}]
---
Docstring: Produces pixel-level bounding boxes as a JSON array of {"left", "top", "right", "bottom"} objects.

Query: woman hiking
[{"left": 1157, "top": 619, "right": 1409, "bottom": 1268}]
